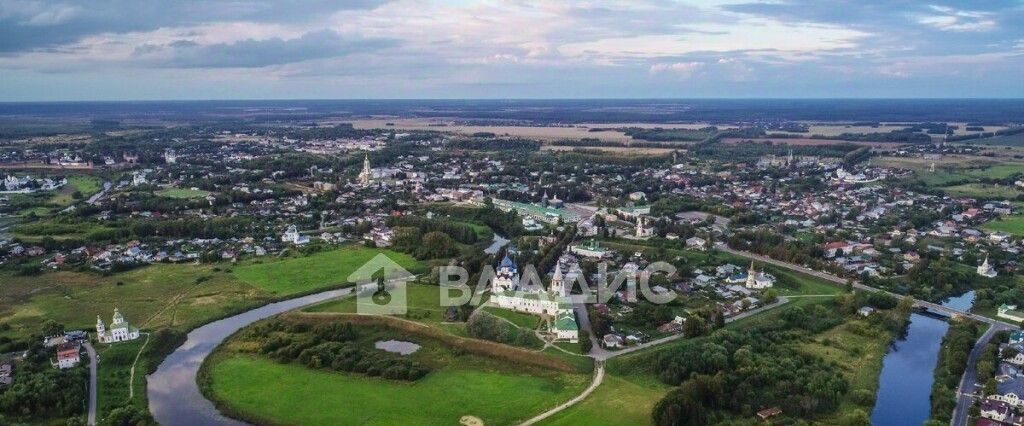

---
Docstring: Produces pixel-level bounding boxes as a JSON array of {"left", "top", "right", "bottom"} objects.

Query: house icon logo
[{"left": 348, "top": 253, "right": 415, "bottom": 316}]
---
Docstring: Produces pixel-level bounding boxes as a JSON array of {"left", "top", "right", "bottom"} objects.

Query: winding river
[
  {"left": 870, "top": 291, "right": 975, "bottom": 425},
  {"left": 147, "top": 287, "right": 356, "bottom": 426}
]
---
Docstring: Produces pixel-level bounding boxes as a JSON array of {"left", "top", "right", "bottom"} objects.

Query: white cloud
[
  {"left": 649, "top": 61, "right": 704, "bottom": 77},
  {"left": 917, "top": 5, "right": 997, "bottom": 32}
]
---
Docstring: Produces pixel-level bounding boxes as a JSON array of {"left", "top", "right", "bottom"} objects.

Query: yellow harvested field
[
  {"left": 540, "top": 145, "right": 676, "bottom": 154},
  {"left": 722, "top": 138, "right": 901, "bottom": 147},
  {"left": 347, "top": 118, "right": 631, "bottom": 141}
]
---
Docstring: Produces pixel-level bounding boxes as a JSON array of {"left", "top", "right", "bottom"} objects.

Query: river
[
  {"left": 483, "top": 233, "right": 509, "bottom": 255},
  {"left": 870, "top": 291, "right": 975, "bottom": 425},
  {"left": 147, "top": 287, "right": 357, "bottom": 426}
]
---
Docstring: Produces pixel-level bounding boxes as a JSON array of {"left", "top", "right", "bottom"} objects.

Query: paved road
[
  {"left": 592, "top": 296, "right": 790, "bottom": 360},
  {"left": 83, "top": 341, "right": 97, "bottom": 426},
  {"left": 518, "top": 361, "right": 605, "bottom": 426},
  {"left": 951, "top": 323, "right": 1007, "bottom": 426},
  {"left": 716, "top": 244, "right": 1018, "bottom": 328}
]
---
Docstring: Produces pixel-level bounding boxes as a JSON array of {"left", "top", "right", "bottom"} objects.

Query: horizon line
[{"left": 2, "top": 97, "right": 1024, "bottom": 104}]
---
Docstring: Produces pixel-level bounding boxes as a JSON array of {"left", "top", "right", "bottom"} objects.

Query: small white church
[
  {"left": 96, "top": 308, "right": 140, "bottom": 344},
  {"left": 490, "top": 255, "right": 579, "bottom": 342},
  {"left": 978, "top": 256, "right": 998, "bottom": 278}
]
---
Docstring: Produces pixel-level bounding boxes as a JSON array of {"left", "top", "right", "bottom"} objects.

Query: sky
[{"left": 0, "top": 0, "right": 1022, "bottom": 101}]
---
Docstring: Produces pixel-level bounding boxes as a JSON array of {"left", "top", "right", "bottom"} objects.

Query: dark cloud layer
[
  {"left": 136, "top": 30, "right": 398, "bottom": 68},
  {"left": 0, "top": 0, "right": 387, "bottom": 53}
]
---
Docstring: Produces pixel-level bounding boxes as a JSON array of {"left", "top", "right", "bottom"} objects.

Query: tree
[
  {"left": 682, "top": 316, "right": 705, "bottom": 338},
  {"left": 579, "top": 330, "right": 593, "bottom": 354}
]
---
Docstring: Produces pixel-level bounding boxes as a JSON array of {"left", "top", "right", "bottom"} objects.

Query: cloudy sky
[{"left": 1, "top": 0, "right": 1022, "bottom": 101}]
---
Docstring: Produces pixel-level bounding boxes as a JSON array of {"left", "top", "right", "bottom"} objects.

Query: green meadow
[
  {"left": 232, "top": 246, "right": 423, "bottom": 295},
  {"left": 203, "top": 319, "right": 589, "bottom": 426},
  {"left": 942, "top": 183, "right": 1022, "bottom": 199},
  {"left": 305, "top": 282, "right": 466, "bottom": 327},
  {"left": 208, "top": 356, "right": 586, "bottom": 426},
  {"left": 983, "top": 214, "right": 1024, "bottom": 236},
  {"left": 541, "top": 373, "right": 671, "bottom": 426},
  {"left": 96, "top": 338, "right": 149, "bottom": 418},
  {"left": 0, "top": 263, "right": 269, "bottom": 341},
  {"left": 155, "top": 187, "right": 211, "bottom": 199}
]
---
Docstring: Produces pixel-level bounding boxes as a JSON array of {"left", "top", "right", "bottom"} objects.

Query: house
[
  {"left": 1010, "top": 330, "right": 1024, "bottom": 345},
  {"left": 281, "top": 225, "right": 309, "bottom": 245},
  {"left": 756, "top": 407, "right": 782, "bottom": 420},
  {"left": 998, "top": 304, "right": 1024, "bottom": 323},
  {"left": 0, "top": 363, "right": 12, "bottom": 387},
  {"left": 685, "top": 237, "right": 707, "bottom": 251},
  {"left": 55, "top": 342, "right": 81, "bottom": 369},
  {"left": 602, "top": 334, "right": 624, "bottom": 349},
  {"left": 991, "top": 375, "right": 1024, "bottom": 408},
  {"left": 983, "top": 397, "right": 1014, "bottom": 422},
  {"left": 554, "top": 311, "right": 579, "bottom": 343}
]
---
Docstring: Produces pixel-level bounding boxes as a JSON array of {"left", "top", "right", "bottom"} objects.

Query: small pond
[{"left": 375, "top": 340, "right": 421, "bottom": 355}]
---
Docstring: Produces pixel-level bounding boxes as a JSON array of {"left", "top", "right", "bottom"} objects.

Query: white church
[
  {"left": 96, "top": 308, "right": 140, "bottom": 344},
  {"left": 490, "top": 255, "right": 579, "bottom": 342},
  {"left": 978, "top": 256, "right": 998, "bottom": 278}
]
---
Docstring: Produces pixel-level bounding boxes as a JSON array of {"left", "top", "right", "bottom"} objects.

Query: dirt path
[
  {"left": 518, "top": 361, "right": 605, "bottom": 426},
  {"left": 128, "top": 333, "right": 151, "bottom": 400}
]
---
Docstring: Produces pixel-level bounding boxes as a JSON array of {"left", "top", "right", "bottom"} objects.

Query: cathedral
[
  {"left": 489, "top": 254, "right": 578, "bottom": 342},
  {"left": 96, "top": 308, "right": 140, "bottom": 344},
  {"left": 358, "top": 153, "right": 373, "bottom": 185}
]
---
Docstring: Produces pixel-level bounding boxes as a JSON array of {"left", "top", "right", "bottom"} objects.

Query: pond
[
  {"left": 375, "top": 340, "right": 421, "bottom": 355},
  {"left": 870, "top": 291, "right": 974, "bottom": 425}
]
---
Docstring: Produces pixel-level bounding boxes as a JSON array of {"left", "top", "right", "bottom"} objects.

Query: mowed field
[{"left": 232, "top": 246, "right": 423, "bottom": 295}]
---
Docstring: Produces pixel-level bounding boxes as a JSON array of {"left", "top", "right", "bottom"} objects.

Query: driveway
[{"left": 83, "top": 341, "right": 97, "bottom": 426}]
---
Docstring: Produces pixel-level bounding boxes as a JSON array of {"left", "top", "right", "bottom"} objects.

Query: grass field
[
  {"left": 0, "top": 263, "right": 270, "bottom": 341},
  {"left": 942, "top": 183, "right": 1022, "bottom": 199},
  {"left": 50, "top": 175, "right": 103, "bottom": 205},
  {"left": 155, "top": 187, "right": 211, "bottom": 199},
  {"left": 96, "top": 338, "right": 149, "bottom": 419},
  {"left": 799, "top": 318, "right": 894, "bottom": 421},
  {"left": 541, "top": 373, "right": 670, "bottom": 426},
  {"left": 208, "top": 355, "right": 586, "bottom": 426},
  {"left": 983, "top": 214, "right": 1024, "bottom": 236},
  {"left": 305, "top": 282, "right": 465, "bottom": 326},
  {"left": 966, "top": 132, "right": 1024, "bottom": 147},
  {"left": 232, "top": 246, "right": 423, "bottom": 295},
  {"left": 483, "top": 306, "right": 541, "bottom": 329},
  {"left": 875, "top": 156, "right": 1024, "bottom": 187}
]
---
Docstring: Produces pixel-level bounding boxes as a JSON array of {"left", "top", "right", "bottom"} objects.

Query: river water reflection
[{"left": 870, "top": 291, "right": 975, "bottom": 425}]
